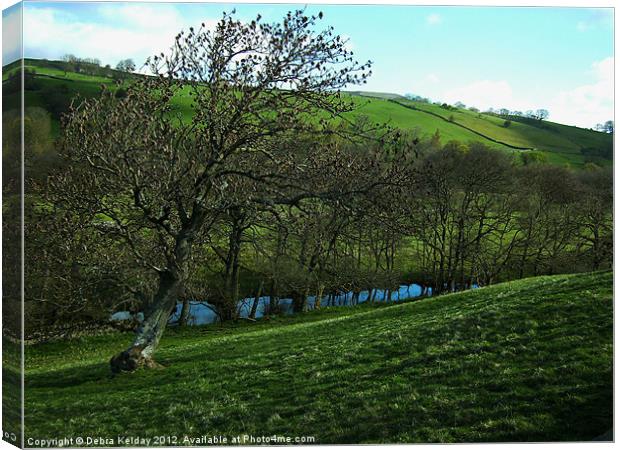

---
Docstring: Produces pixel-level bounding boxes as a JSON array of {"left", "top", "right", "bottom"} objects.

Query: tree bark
[
  {"left": 110, "top": 270, "right": 180, "bottom": 373},
  {"left": 268, "top": 279, "right": 279, "bottom": 317},
  {"left": 292, "top": 288, "right": 309, "bottom": 313},
  {"left": 110, "top": 224, "right": 196, "bottom": 373},
  {"left": 249, "top": 281, "right": 264, "bottom": 320},
  {"left": 178, "top": 298, "right": 190, "bottom": 326},
  {"left": 314, "top": 284, "right": 324, "bottom": 309},
  {"left": 302, "top": 286, "right": 310, "bottom": 312}
]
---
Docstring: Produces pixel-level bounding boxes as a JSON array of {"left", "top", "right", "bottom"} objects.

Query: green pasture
[{"left": 23, "top": 271, "right": 612, "bottom": 443}]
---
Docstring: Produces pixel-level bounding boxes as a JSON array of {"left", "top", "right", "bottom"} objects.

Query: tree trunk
[
  {"left": 110, "top": 224, "right": 196, "bottom": 373},
  {"left": 110, "top": 270, "right": 180, "bottom": 373},
  {"left": 592, "top": 227, "right": 601, "bottom": 271},
  {"left": 268, "top": 279, "right": 279, "bottom": 317},
  {"left": 249, "top": 281, "right": 264, "bottom": 320},
  {"left": 219, "top": 299, "right": 238, "bottom": 322},
  {"left": 302, "top": 286, "right": 310, "bottom": 312},
  {"left": 518, "top": 225, "right": 533, "bottom": 278},
  {"left": 292, "top": 291, "right": 305, "bottom": 313},
  {"left": 178, "top": 298, "right": 191, "bottom": 326},
  {"left": 314, "top": 284, "right": 324, "bottom": 309}
]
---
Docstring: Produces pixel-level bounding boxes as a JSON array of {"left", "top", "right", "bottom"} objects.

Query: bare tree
[
  {"left": 115, "top": 58, "right": 136, "bottom": 73},
  {"left": 534, "top": 109, "right": 549, "bottom": 121},
  {"left": 54, "top": 10, "right": 372, "bottom": 372}
]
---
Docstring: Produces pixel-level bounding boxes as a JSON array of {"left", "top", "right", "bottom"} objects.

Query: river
[{"left": 167, "top": 283, "right": 434, "bottom": 326}]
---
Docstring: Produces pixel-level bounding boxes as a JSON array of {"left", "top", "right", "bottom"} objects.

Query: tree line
[
  {"left": 13, "top": 123, "right": 611, "bottom": 351},
  {"left": 59, "top": 54, "right": 136, "bottom": 79}
]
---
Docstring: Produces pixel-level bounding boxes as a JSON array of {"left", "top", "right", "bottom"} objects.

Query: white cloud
[
  {"left": 426, "top": 13, "right": 442, "bottom": 26},
  {"left": 441, "top": 80, "right": 530, "bottom": 112},
  {"left": 98, "top": 4, "right": 185, "bottom": 32},
  {"left": 576, "top": 9, "right": 613, "bottom": 33},
  {"left": 439, "top": 58, "right": 613, "bottom": 129},
  {"left": 548, "top": 56, "right": 614, "bottom": 128},
  {"left": 592, "top": 56, "right": 614, "bottom": 82},
  {"left": 23, "top": 5, "right": 217, "bottom": 70}
]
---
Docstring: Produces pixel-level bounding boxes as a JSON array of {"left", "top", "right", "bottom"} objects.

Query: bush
[
  {"left": 41, "top": 84, "right": 72, "bottom": 120},
  {"left": 581, "top": 145, "right": 613, "bottom": 160},
  {"left": 503, "top": 120, "right": 511, "bottom": 128},
  {"left": 115, "top": 87, "right": 128, "bottom": 99},
  {"left": 24, "top": 69, "right": 41, "bottom": 91},
  {"left": 520, "top": 151, "right": 547, "bottom": 166}
]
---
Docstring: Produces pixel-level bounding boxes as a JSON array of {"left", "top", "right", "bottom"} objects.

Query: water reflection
[{"left": 167, "top": 283, "right": 434, "bottom": 326}]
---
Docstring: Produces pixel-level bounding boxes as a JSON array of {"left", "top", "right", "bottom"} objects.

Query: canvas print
[{"left": 2, "top": 1, "right": 614, "bottom": 446}]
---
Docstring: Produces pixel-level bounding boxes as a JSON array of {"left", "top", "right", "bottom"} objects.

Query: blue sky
[{"left": 3, "top": 1, "right": 614, "bottom": 127}]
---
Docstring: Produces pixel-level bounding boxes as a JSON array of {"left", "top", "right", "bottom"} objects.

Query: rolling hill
[
  {"left": 3, "top": 58, "right": 613, "bottom": 167},
  {"left": 20, "top": 270, "right": 612, "bottom": 442}
]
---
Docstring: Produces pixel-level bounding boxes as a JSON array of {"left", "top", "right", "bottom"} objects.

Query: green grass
[
  {"left": 344, "top": 96, "right": 507, "bottom": 149},
  {"left": 394, "top": 99, "right": 612, "bottom": 166},
  {"left": 403, "top": 100, "right": 573, "bottom": 151},
  {"left": 23, "top": 271, "right": 612, "bottom": 444},
  {"left": 23, "top": 65, "right": 113, "bottom": 84},
  {"left": 345, "top": 90, "right": 407, "bottom": 100},
  {"left": 4, "top": 58, "right": 613, "bottom": 167},
  {"left": 3, "top": 337, "right": 22, "bottom": 444}
]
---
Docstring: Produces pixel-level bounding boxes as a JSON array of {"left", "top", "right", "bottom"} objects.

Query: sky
[{"left": 2, "top": 1, "right": 614, "bottom": 128}]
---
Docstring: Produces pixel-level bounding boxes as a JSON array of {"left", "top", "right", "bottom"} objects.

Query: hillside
[
  {"left": 22, "top": 271, "right": 612, "bottom": 443},
  {"left": 345, "top": 90, "right": 407, "bottom": 100},
  {"left": 3, "top": 58, "right": 613, "bottom": 167},
  {"left": 394, "top": 98, "right": 613, "bottom": 166}
]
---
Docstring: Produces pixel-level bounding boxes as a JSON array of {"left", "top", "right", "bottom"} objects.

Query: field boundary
[{"left": 389, "top": 99, "right": 534, "bottom": 151}]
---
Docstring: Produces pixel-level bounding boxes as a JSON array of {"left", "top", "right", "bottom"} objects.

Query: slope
[
  {"left": 393, "top": 99, "right": 612, "bottom": 166},
  {"left": 23, "top": 270, "right": 612, "bottom": 443}
]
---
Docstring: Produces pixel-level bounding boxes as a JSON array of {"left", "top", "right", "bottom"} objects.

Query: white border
[{"left": 0, "top": 1, "right": 616, "bottom": 450}]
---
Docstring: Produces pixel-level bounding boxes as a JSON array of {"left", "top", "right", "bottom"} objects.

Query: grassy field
[
  {"left": 344, "top": 96, "right": 507, "bottom": 150},
  {"left": 4, "top": 59, "right": 613, "bottom": 167},
  {"left": 394, "top": 99, "right": 612, "bottom": 166},
  {"left": 22, "top": 270, "right": 612, "bottom": 444}
]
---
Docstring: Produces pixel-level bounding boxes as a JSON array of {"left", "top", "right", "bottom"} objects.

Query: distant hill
[
  {"left": 342, "top": 96, "right": 612, "bottom": 167},
  {"left": 3, "top": 58, "right": 613, "bottom": 167},
  {"left": 345, "top": 90, "right": 407, "bottom": 100}
]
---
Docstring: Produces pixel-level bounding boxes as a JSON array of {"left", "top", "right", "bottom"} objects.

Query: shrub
[
  {"left": 115, "top": 87, "right": 128, "bottom": 99},
  {"left": 41, "top": 84, "right": 72, "bottom": 120},
  {"left": 520, "top": 151, "right": 547, "bottom": 166}
]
